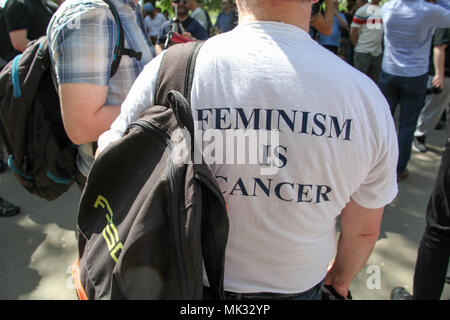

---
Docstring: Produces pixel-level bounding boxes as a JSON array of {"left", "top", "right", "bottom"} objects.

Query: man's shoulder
[
  {"left": 192, "top": 7, "right": 204, "bottom": 15},
  {"left": 48, "top": 0, "right": 114, "bottom": 45},
  {"left": 50, "top": 0, "right": 111, "bottom": 29},
  {"left": 53, "top": 0, "right": 110, "bottom": 18},
  {"left": 186, "top": 16, "right": 201, "bottom": 27},
  {"left": 354, "top": 3, "right": 373, "bottom": 18},
  {"left": 156, "top": 12, "right": 166, "bottom": 21}
]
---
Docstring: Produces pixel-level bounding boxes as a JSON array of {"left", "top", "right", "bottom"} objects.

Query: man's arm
[
  {"left": 349, "top": 27, "right": 359, "bottom": 47},
  {"left": 4, "top": 0, "right": 31, "bottom": 52},
  {"left": 8, "top": 29, "right": 30, "bottom": 52},
  {"left": 324, "top": 199, "right": 384, "bottom": 297},
  {"left": 58, "top": 83, "right": 121, "bottom": 145},
  {"left": 310, "top": 0, "right": 334, "bottom": 35},
  {"left": 432, "top": 43, "right": 447, "bottom": 89}
]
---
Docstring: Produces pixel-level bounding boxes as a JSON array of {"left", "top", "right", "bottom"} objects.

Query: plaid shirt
[{"left": 47, "top": 0, "right": 155, "bottom": 176}]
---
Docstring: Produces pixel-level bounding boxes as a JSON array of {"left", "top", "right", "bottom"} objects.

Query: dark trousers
[
  {"left": 413, "top": 140, "right": 450, "bottom": 299},
  {"left": 379, "top": 70, "right": 428, "bottom": 174}
]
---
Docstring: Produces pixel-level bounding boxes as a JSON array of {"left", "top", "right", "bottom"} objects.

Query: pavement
[{"left": 0, "top": 124, "right": 449, "bottom": 300}]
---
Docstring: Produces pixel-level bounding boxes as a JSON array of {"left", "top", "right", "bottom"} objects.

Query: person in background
[
  {"left": 187, "top": 0, "right": 208, "bottom": 30},
  {"left": 379, "top": 0, "right": 450, "bottom": 182},
  {"left": 3, "top": 0, "right": 57, "bottom": 53},
  {"left": 350, "top": 0, "right": 383, "bottom": 84},
  {"left": 414, "top": 28, "right": 450, "bottom": 153},
  {"left": 155, "top": 0, "right": 208, "bottom": 54},
  {"left": 197, "top": 0, "right": 213, "bottom": 36},
  {"left": 0, "top": 0, "right": 59, "bottom": 217},
  {"left": 318, "top": 0, "right": 348, "bottom": 55},
  {"left": 392, "top": 133, "right": 450, "bottom": 300},
  {"left": 47, "top": 0, "right": 155, "bottom": 188},
  {"left": 215, "top": 0, "right": 237, "bottom": 34},
  {"left": 143, "top": 2, "right": 166, "bottom": 45}
]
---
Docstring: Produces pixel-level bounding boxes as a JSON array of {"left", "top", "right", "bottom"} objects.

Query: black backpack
[
  {"left": 0, "top": 0, "right": 142, "bottom": 200},
  {"left": 72, "top": 41, "right": 229, "bottom": 300}
]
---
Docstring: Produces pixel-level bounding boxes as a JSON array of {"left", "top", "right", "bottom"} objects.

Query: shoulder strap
[
  {"left": 154, "top": 41, "right": 228, "bottom": 300},
  {"left": 154, "top": 41, "right": 204, "bottom": 136},
  {"left": 103, "top": 0, "right": 142, "bottom": 78}
]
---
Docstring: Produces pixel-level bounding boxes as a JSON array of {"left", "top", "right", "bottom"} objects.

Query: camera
[{"left": 426, "top": 86, "right": 442, "bottom": 95}]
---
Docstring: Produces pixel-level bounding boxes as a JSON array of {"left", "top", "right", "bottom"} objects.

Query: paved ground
[{"left": 0, "top": 124, "right": 449, "bottom": 300}]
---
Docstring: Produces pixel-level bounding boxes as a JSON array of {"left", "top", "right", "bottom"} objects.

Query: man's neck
[{"left": 238, "top": 1, "right": 310, "bottom": 32}]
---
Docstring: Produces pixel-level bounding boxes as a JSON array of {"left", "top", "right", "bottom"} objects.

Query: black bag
[
  {"left": 0, "top": 0, "right": 142, "bottom": 200},
  {"left": 0, "top": 36, "right": 76, "bottom": 200},
  {"left": 72, "top": 41, "right": 229, "bottom": 300}
]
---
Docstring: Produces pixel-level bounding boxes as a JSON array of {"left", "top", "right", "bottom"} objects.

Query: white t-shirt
[
  {"left": 98, "top": 21, "right": 398, "bottom": 294},
  {"left": 351, "top": 3, "right": 384, "bottom": 56},
  {"left": 144, "top": 13, "right": 167, "bottom": 37}
]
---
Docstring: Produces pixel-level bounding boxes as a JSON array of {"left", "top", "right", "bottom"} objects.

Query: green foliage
[
  {"left": 155, "top": 0, "right": 223, "bottom": 12},
  {"left": 153, "top": 0, "right": 222, "bottom": 19}
]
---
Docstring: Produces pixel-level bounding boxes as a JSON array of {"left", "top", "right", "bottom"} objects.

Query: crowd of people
[
  {"left": 0, "top": 0, "right": 449, "bottom": 300},
  {"left": 142, "top": 0, "right": 238, "bottom": 47}
]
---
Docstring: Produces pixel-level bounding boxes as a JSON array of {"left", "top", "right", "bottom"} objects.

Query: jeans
[
  {"left": 413, "top": 140, "right": 450, "bottom": 299},
  {"left": 378, "top": 70, "right": 428, "bottom": 174},
  {"left": 203, "top": 280, "right": 323, "bottom": 300}
]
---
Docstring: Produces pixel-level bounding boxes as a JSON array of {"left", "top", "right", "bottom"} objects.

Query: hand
[
  {"left": 324, "top": 280, "right": 349, "bottom": 298},
  {"left": 324, "top": 271, "right": 350, "bottom": 298},
  {"left": 182, "top": 31, "right": 194, "bottom": 40},
  {"left": 432, "top": 74, "right": 445, "bottom": 90}
]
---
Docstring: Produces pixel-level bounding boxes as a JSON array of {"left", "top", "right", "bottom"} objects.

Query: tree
[{"left": 156, "top": 0, "right": 223, "bottom": 13}]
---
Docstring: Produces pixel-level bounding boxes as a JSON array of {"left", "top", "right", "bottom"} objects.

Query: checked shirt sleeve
[{"left": 48, "top": 7, "right": 115, "bottom": 87}]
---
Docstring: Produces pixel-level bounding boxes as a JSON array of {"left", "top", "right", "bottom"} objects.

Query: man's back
[
  {"left": 104, "top": 21, "right": 395, "bottom": 293},
  {"left": 191, "top": 21, "right": 397, "bottom": 293},
  {"left": 381, "top": 0, "right": 450, "bottom": 77}
]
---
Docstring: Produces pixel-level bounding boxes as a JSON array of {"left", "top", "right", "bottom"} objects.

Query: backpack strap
[
  {"left": 103, "top": 0, "right": 142, "bottom": 78},
  {"left": 155, "top": 42, "right": 229, "bottom": 300},
  {"left": 154, "top": 41, "right": 204, "bottom": 137}
]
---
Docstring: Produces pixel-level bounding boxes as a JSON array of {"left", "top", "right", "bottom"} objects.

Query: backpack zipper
[{"left": 128, "top": 119, "right": 190, "bottom": 298}]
